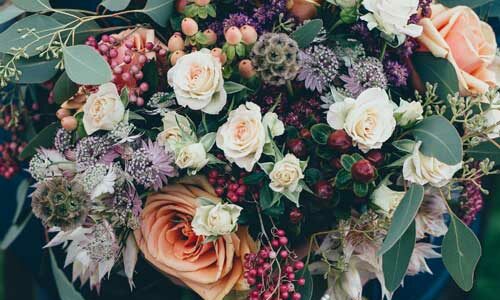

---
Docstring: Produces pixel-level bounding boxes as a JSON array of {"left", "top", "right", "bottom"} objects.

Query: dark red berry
[
  {"left": 314, "top": 180, "right": 334, "bottom": 200},
  {"left": 351, "top": 159, "right": 376, "bottom": 183},
  {"left": 299, "top": 128, "right": 312, "bottom": 139},
  {"left": 289, "top": 208, "right": 303, "bottom": 224},
  {"left": 330, "top": 157, "right": 342, "bottom": 170},
  {"left": 327, "top": 130, "right": 352, "bottom": 153},
  {"left": 287, "top": 138, "right": 307, "bottom": 158},
  {"left": 366, "top": 150, "right": 384, "bottom": 167}
]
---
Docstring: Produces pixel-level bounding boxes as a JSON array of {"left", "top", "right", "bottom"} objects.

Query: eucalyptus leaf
[
  {"left": 63, "top": 45, "right": 112, "bottom": 85},
  {"left": 412, "top": 116, "right": 463, "bottom": 165},
  {"left": 19, "top": 122, "right": 59, "bottom": 160},
  {"left": 383, "top": 221, "right": 416, "bottom": 292},
  {"left": 442, "top": 213, "right": 482, "bottom": 291},
  {"left": 141, "top": 0, "right": 175, "bottom": 26},
  {"left": 53, "top": 71, "right": 78, "bottom": 104},
  {"left": 291, "top": 19, "right": 323, "bottom": 48},
  {"left": 392, "top": 139, "right": 415, "bottom": 153},
  {"left": 13, "top": 179, "right": 30, "bottom": 224},
  {"left": 0, "top": 4, "right": 24, "bottom": 24},
  {"left": 296, "top": 268, "right": 314, "bottom": 300},
  {"left": 465, "top": 138, "right": 500, "bottom": 166},
  {"left": 378, "top": 183, "right": 424, "bottom": 256},
  {"left": 224, "top": 81, "right": 249, "bottom": 94},
  {"left": 12, "top": 0, "right": 51, "bottom": 12},
  {"left": 0, "top": 213, "right": 32, "bottom": 250},
  {"left": 101, "top": 0, "right": 131, "bottom": 11},
  {"left": 49, "top": 249, "right": 86, "bottom": 300},
  {"left": 15, "top": 57, "right": 58, "bottom": 83}
]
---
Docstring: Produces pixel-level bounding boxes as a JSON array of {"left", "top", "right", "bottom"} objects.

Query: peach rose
[
  {"left": 134, "top": 176, "right": 255, "bottom": 300},
  {"left": 287, "top": 0, "right": 322, "bottom": 21},
  {"left": 417, "top": 4, "right": 498, "bottom": 95}
]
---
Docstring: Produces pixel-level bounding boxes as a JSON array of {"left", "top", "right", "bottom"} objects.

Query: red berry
[
  {"left": 292, "top": 293, "right": 302, "bottom": 300},
  {"left": 289, "top": 208, "right": 303, "bottom": 224},
  {"left": 208, "top": 169, "right": 219, "bottom": 178},
  {"left": 281, "top": 292, "right": 289, "bottom": 299},
  {"left": 287, "top": 138, "right": 307, "bottom": 158},
  {"left": 327, "top": 130, "right": 352, "bottom": 153},
  {"left": 366, "top": 150, "right": 385, "bottom": 167},
  {"left": 280, "top": 250, "right": 288, "bottom": 258},
  {"left": 276, "top": 229, "right": 286, "bottom": 237},
  {"left": 297, "top": 278, "right": 306, "bottom": 286},
  {"left": 236, "top": 185, "right": 247, "bottom": 196},
  {"left": 279, "top": 236, "right": 288, "bottom": 246},
  {"left": 294, "top": 261, "right": 304, "bottom": 270},
  {"left": 299, "top": 128, "right": 312, "bottom": 139},
  {"left": 330, "top": 157, "right": 342, "bottom": 170},
  {"left": 271, "top": 239, "right": 280, "bottom": 248},
  {"left": 314, "top": 180, "right": 334, "bottom": 200},
  {"left": 215, "top": 187, "right": 225, "bottom": 196},
  {"left": 351, "top": 159, "right": 376, "bottom": 183}
]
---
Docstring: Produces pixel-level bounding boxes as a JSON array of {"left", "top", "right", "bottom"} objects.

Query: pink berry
[
  {"left": 121, "top": 72, "right": 131, "bottom": 81},
  {"left": 145, "top": 42, "right": 154, "bottom": 50},
  {"left": 279, "top": 236, "right": 288, "bottom": 246},
  {"left": 271, "top": 239, "right": 280, "bottom": 248},
  {"left": 294, "top": 261, "right": 304, "bottom": 270},
  {"left": 138, "top": 54, "right": 147, "bottom": 64},
  {"left": 297, "top": 278, "right": 306, "bottom": 286},
  {"left": 134, "top": 71, "right": 144, "bottom": 80},
  {"left": 238, "top": 59, "right": 256, "bottom": 79},
  {"left": 168, "top": 34, "right": 185, "bottom": 52},
  {"left": 181, "top": 18, "right": 199, "bottom": 36},
  {"left": 203, "top": 29, "right": 217, "bottom": 45},
  {"left": 280, "top": 250, "right": 288, "bottom": 258},
  {"left": 136, "top": 97, "right": 144, "bottom": 106},
  {"left": 292, "top": 293, "right": 302, "bottom": 300},
  {"left": 123, "top": 55, "right": 132, "bottom": 64},
  {"left": 224, "top": 26, "right": 242, "bottom": 45},
  {"left": 240, "top": 25, "right": 258, "bottom": 45},
  {"left": 139, "top": 82, "right": 149, "bottom": 92},
  {"left": 276, "top": 229, "right": 286, "bottom": 237}
]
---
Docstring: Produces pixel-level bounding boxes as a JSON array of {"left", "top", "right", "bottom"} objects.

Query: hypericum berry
[
  {"left": 314, "top": 180, "right": 334, "bottom": 200},
  {"left": 170, "top": 50, "right": 185, "bottom": 65},
  {"left": 238, "top": 59, "right": 256, "bottom": 79},
  {"left": 351, "top": 159, "right": 376, "bottom": 183},
  {"left": 289, "top": 208, "right": 303, "bottom": 224},
  {"left": 327, "top": 130, "right": 352, "bottom": 153},
  {"left": 366, "top": 150, "right": 384, "bottom": 167},
  {"left": 224, "top": 26, "right": 242, "bottom": 45},
  {"left": 194, "top": 0, "right": 210, "bottom": 6},
  {"left": 167, "top": 34, "right": 184, "bottom": 52},
  {"left": 181, "top": 18, "right": 198, "bottom": 36},
  {"left": 211, "top": 48, "right": 227, "bottom": 64},
  {"left": 61, "top": 116, "right": 77, "bottom": 131},
  {"left": 240, "top": 25, "right": 258, "bottom": 45},
  {"left": 56, "top": 108, "right": 70, "bottom": 120},
  {"left": 287, "top": 138, "right": 307, "bottom": 158},
  {"left": 203, "top": 29, "right": 217, "bottom": 45}
]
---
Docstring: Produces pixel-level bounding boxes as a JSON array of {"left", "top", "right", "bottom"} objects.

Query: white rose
[
  {"left": 216, "top": 102, "right": 266, "bottom": 171},
  {"left": 157, "top": 111, "right": 194, "bottom": 150},
  {"left": 83, "top": 83, "right": 125, "bottom": 135},
  {"left": 371, "top": 184, "right": 405, "bottom": 216},
  {"left": 175, "top": 143, "right": 209, "bottom": 170},
  {"left": 191, "top": 202, "right": 242, "bottom": 237},
  {"left": 395, "top": 99, "right": 423, "bottom": 126},
  {"left": 484, "top": 108, "right": 500, "bottom": 139},
  {"left": 263, "top": 111, "right": 285, "bottom": 140},
  {"left": 269, "top": 154, "right": 304, "bottom": 194},
  {"left": 167, "top": 49, "right": 227, "bottom": 114},
  {"left": 327, "top": 88, "right": 396, "bottom": 152},
  {"left": 403, "top": 141, "right": 462, "bottom": 187},
  {"left": 361, "top": 0, "right": 423, "bottom": 44},
  {"left": 333, "top": 0, "right": 358, "bottom": 8}
]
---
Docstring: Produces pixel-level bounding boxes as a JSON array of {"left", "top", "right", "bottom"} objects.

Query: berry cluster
[
  {"left": 0, "top": 137, "right": 26, "bottom": 179},
  {"left": 207, "top": 168, "right": 251, "bottom": 203},
  {"left": 244, "top": 229, "right": 306, "bottom": 300}
]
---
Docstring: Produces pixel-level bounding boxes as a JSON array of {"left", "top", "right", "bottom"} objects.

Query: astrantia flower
[
  {"left": 75, "top": 136, "right": 113, "bottom": 171},
  {"left": 298, "top": 45, "right": 340, "bottom": 93},
  {"left": 406, "top": 243, "right": 441, "bottom": 276},
  {"left": 110, "top": 184, "right": 142, "bottom": 229},
  {"left": 126, "top": 140, "right": 177, "bottom": 190},
  {"left": 340, "top": 57, "right": 388, "bottom": 97},
  {"left": 29, "top": 148, "right": 74, "bottom": 181},
  {"left": 31, "top": 177, "right": 90, "bottom": 231},
  {"left": 108, "top": 121, "right": 140, "bottom": 144},
  {"left": 415, "top": 191, "right": 448, "bottom": 239},
  {"left": 384, "top": 60, "right": 409, "bottom": 87},
  {"left": 78, "top": 164, "right": 116, "bottom": 199},
  {"left": 54, "top": 128, "right": 73, "bottom": 153}
]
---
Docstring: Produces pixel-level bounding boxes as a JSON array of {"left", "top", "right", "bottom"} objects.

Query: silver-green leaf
[
  {"left": 49, "top": 249, "right": 86, "bottom": 300},
  {"left": 101, "top": 0, "right": 131, "bottom": 11},
  {"left": 63, "top": 45, "right": 112, "bottom": 85},
  {"left": 141, "top": 0, "right": 175, "bottom": 27}
]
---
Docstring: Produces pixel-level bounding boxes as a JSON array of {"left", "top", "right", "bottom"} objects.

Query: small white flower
[
  {"left": 269, "top": 154, "right": 304, "bottom": 194},
  {"left": 327, "top": 88, "right": 396, "bottom": 152},
  {"left": 361, "top": 0, "right": 423, "bottom": 45},
  {"left": 191, "top": 202, "right": 242, "bottom": 237},
  {"left": 484, "top": 108, "right": 500, "bottom": 139},
  {"left": 157, "top": 111, "right": 195, "bottom": 151},
  {"left": 175, "top": 143, "right": 209, "bottom": 171},
  {"left": 92, "top": 165, "right": 116, "bottom": 199},
  {"left": 370, "top": 184, "right": 405, "bottom": 216},
  {"left": 395, "top": 99, "right": 423, "bottom": 126},
  {"left": 262, "top": 111, "right": 285, "bottom": 141},
  {"left": 83, "top": 83, "right": 125, "bottom": 135},
  {"left": 167, "top": 49, "right": 227, "bottom": 114},
  {"left": 403, "top": 141, "right": 462, "bottom": 187}
]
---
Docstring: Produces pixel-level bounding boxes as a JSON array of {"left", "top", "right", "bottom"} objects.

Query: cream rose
[
  {"left": 417, "top": 4, "right": 498, "bottom": 95},
  {"left": 327, "top": 88, "right": 396, "bottom": 153},
  {"left": 484, "top": 108, "right": 500, "bottom": 139},
  {"left": 403, "top": 141, "right": 462, "bottom": 187},
  {"left": 371, "top": 184, "right": 405, "bottom": 217},
  {"left": 167, "top": 49, "right": 227, "bottom": 114},
  {"left": 192, "top": 202, "right": 243, "bottom": 237},
  {"left": 216, "top": 102, "right": 266, "bottom": 171},
  {"left": 395, "top": 99, "right": 423, "bottom": 126},
  {"left": 175, "top": 143, "right": 209, "bottom": 171},
  {"left": 157, "top": 111, "right": 195, "bottom": 149},
  {"left": 82, "top": 83, "right": 125, "bottom": 135},
  {"left": 361, "top": 0, "right": 422, "bottom": 44},
  {"left": 269, "top": 154, "right": 304, "bottom": 194}
]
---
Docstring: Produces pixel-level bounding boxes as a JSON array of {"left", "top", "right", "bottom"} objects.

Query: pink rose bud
[
  {"left": 203, "top": 29, "right": 217, "bottom": 45},
  {"left": 224, "top": 26, "right": 242, "bottom": 45},
  {"left": 211, "top": 48, "right": 227, "bottom": 64},
  {"left": 181, "top": 18, "right": 198, "bottom": 36},
  {"left": 238, "top": 59, "right": 256, "bottom": 79},
  {"left": 170, "top": 50, "right": 185, "bottom": 65},
  {"left": 61, "top": 116, "right": 77, "bottom": 132},
  {"left": 240, "top": 25, "right": 258, "bottom": 45},
  {"left": 168, "top": 34, "right": 185, "bottom": 52}
]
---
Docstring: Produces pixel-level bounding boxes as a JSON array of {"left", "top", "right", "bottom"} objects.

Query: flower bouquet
[{"left": 0, "top": 0, "right": 499, "bottom": 299}]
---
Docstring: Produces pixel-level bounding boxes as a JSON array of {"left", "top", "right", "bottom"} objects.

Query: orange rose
[
  {"left": 287, "top": 0, "right": 322, "bottom": 21},
  {"left": 134, "top": 176, "right": 255, "bottom": 300},
  {"left": 417, "top": 4, "right": 498, "bottom": 95}
]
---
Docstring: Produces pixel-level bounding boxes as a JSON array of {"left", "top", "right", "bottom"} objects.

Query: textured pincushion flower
[{"left": 134, "top": 176, "right": 255, "bottom": 300}]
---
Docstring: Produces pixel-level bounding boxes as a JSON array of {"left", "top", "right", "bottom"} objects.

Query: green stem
[
  {"left": 201, "top": 112, "right": 208, "bottom": 134},
  {"left": 379, "top": 41, "right": 388, "bottom": 60},
  {"left": 328, "top": 19, "right": 344, "bottom": 35}
]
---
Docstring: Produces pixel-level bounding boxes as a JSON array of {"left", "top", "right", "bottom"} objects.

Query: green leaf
[
  {"left": 0, "top": 5, "right": 24, "bottom": 24},
  {"left": 291, "top": 19, "right": 323, "bottom": 48},
  {"left": 304, "top": 168, "right": 321, "bottom": 186},
  {"left": 315, "top": 146, "right": 335, "bottom": 160},
  {"left": 128, "top": 111, "right": 145, "bottom": 122},
  {"left": 442, "top": 213, "right": 482, "bottom": 291},
  {"left": 335, "top": 169, "right": 352, "bottom": 188},
  {"left": 49, "top": 249, "right": 86, "bottom": 300},
  {"left": 243, "top": 172, "right": 266, "bottom": 184},
  {"left": 383, "top": 221, "right": 416, "bottom": 292},
  {"left": 142, "top": 0, "right": 175, "bottom": 26},
  {"left": 439, "top": 0, "right": 493, "bottom": 7},
  {"left": 392, "top": 139, "right": 415, "bottom": 153},
  {"left": 412, "top": 115, "right": 463, "bottom": 165},
  {"left": 353, "top": 182, "right": 369, "bottom": 197},
  {"left": 0, "top": 14, "right": 61, "bottom": 56},
  {"left": 13, "top": 179, "right": 30, "bottom": 224},
  {"left": 224, "top": 81, "right": 249, "bottom": 94},
  {"left": 340, "top": 154, "right": 356, "bottom": 171},
  {"left": 12, "top": 0, "right": 51, "bottom": 12},
  {"left": 101, "top": 0, "right": 131, "bottom": 11},
  {"left": 0, "top": 213, "right": 32, "bottom": 250},
  {"left": 120, "top": 87, "right": 129, "bottom": 107},
  {"left": 235, "top": 43, "right": 246, "bottom": 57},
  {"left": 260, "top": 184, "right": 274, "bottom": 210},
  {"left": 63, "top": 45, "right": 112, "bottom": 85},
  {"left": 259, "top": 162, "right": 274, "bottom": 174},
  {"left": 15, "top": 57, "right": 58, "bottom": 83},
  {"left": 19, "top": 122, "right": 59, "bottom": 160},
  {"left": 378, "top": 183, "right": 424, "bottom": 256},
  {"left": 296, "top": 268, "right": 314, "bottom": 300},
  {"left": 200, "top": 132, "right": 216, "bottom": 151},
  {"left": 53, "top": 71, "right": 78, "bottom": 105},
  {"left": 412, "top": 52, "right": 459, "bottom": 105},
  {"left": 310, "top": 123, "right": 332, "bottom": 145},
  {"left": 466, "top": 138, "right": 500, "bottom": 167}
]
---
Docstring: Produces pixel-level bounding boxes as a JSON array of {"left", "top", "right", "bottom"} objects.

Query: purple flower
[
  {"left": 223, "top": 13, "right": 257, "bottom": 30},
  {"left": 297, "top": 45, "right": 340, "bottom": 93},
  {"left": 384, "top": 60, "right": 409, "bottom": 87},
  {"left": 340, "top": 57, "right": 388, "bottom": 97}
]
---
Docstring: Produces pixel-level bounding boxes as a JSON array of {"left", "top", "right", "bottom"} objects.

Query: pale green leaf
[
  {"left": 291, "top": 19, "right": 323, "bottom": 48},
  {"left": 101, "top": 0, "right": 131, "bottom": 11},
  {"left": 12, "top": 0, "right": 51, "bottom": 12},
  {"left": 53, "top": 71, "right": 78, "bottom": 105},
  {"left": 465, "top": 138, "right": 500, "bottom": 166},
  {"left": 15, "top": 57, "right": 58, "bottom": 83},
  {"left": 200, "top": 132, "right": 216, "bottom": 151},
  {"left": 63, "top": 45, "right": 112, "bottom": 85},
  {"left": 141, "top": 0, "right": 175, "bottom": 26},
  {"left": 0, "top": 5, "right": 24, "bottom": 24},
  {"left": 0, "top": 213, "right": 32, "bottom": 250},
  {"left": 49, "top": 249, "right": 86, "bottom": 300},
  {"left": 13, "top": 179, "right": 30, "bottom": 224}
]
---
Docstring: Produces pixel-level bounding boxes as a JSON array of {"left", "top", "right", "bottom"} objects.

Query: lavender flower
[
  {"left": 126, "top": 140, "right": 177, "bottom": 190},
  {"left": 384, "top": 60, "right": 409, "bottom": 87},
  {"left": 298, "top": 45, "right": 340, "bottom": 93},
  {"left": 223, "top": 13, "right": 257, "bottom": 30},
  {"left": 340, "top": 57, "right": 388, "bottom": 97}
]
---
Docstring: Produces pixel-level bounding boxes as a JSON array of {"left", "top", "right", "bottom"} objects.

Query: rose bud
[
  {"left": 299, "top": 128, "right": 312, "bottom": 140},
  {"left": 167, "top": 34, "right": 185, "bottom": 52},
  {"left": 170, "top": 50, "right": 185, "bottom": 65},
  {"left": 327, "top": 130, "right": 352, "bottom": 153},
  {"left": 238, "top": 59, "right": 256, "bottom": 79},
  {"left": 240, "top": 25, "right": 258, "bottom": 45},
  {"left": 314, "top": 180, "right": 334, "bottom": 200},
  {"left": 289, "top": 0, "right": 320, "bottom": 21},
  {"left": 203, "top": 29, "right": 217, "bottom": 45},
  {"left": 211, "top": 48, "right": 227, "bottom": 64},
  {"left": 176, "top": 0, "right": 188, "bottom": 12},
  {"left": 366, "top": 150, "right": 384, "bottom": 167},
  {"left": 181, "top": 18, "right": 198, "bottom": 36},
  {"left": 224, "top": 26, "right": 242, "bottom": 45},
  {"left": 329, "top": 157, "right": 342, "bottom": 170},
  {"left": 289, "top": 208, "right": 303, "bottom": 224},
  {"left": 61, "top": 116, "right": 77, "bottom": 132},
  {"left": 286, "top": 138, "right": 307, "bottom": 158},
  {"left": 194, "top": 0, "right": 210, "bottom": 6},
  {"left": 351, "top": 159, "right": 376, "bottom": 183},
  {"left": 56, "top": 108, "right": 71, "bottom": 120}
]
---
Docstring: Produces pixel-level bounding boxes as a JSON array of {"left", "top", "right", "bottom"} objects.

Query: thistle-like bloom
[
  {"left": 297, "top": 45, "right": 340, "bottom": 93},
  {"left": 75, "top": 136, "right": 113, "bottom": 171},
  {"left": 126, "top": 140, "right": 177, "bottom": 190},
  {"left": 31, "top": 177, "right": 90, "bottom": 231},
  {"left": 29, "top": 148, "right": 74, "bottom": 181},
  {"left": 340, "top": 57, "right": 388, "bottom": 97},
  {"left": 384, "top": 60, "right": 409, "bottom": 87},
  {"left": 54, "top": 128, "right": 73, "bottom": 153},
  {"left": 77, "top": 163, "right": 116, "bottom": 199}
]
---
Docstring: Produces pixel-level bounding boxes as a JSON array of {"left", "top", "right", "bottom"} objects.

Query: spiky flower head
[
  {"left": 28, "top": 148, "right": 73, "bottom": 181},
  {"left": 251, "top": 33, "right": 300, "bottom": 86},
  {"left": 31, "top": 177, "right": 90, "bottom": 231},
  {"left": 298, "top": 44, "right": 340, "bottom": 93},
  {"left": 54, "top": 128, "right": 73, "bottom": 153},
  {"left": 340, "top": 56, "right": 388, "bottom": 97},
  {"left": 75, "top": 136, "right": 113, "bottom": 171},
  {"left": 108, "top": 184, "right": 142, "bottom": 230},
  {"left": 126, "top": 140, "right": 177, "bottom": 190}
]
